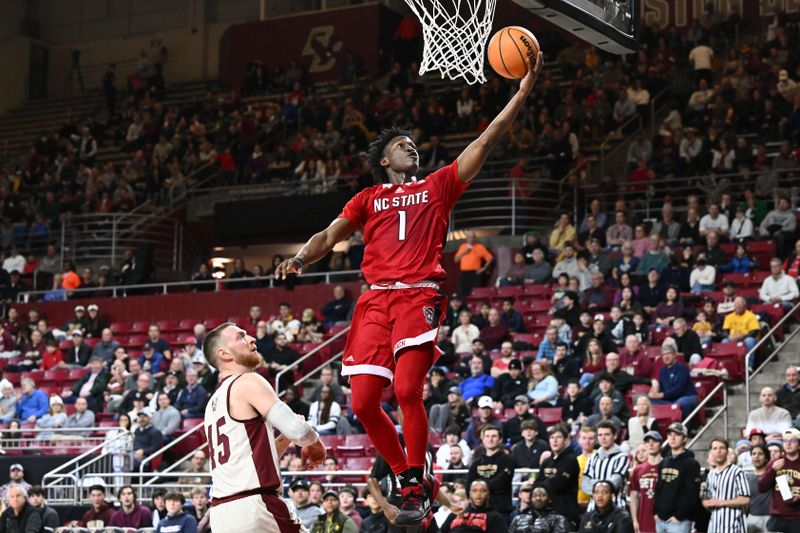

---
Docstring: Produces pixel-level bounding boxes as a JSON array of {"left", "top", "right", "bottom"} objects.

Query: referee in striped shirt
[
  {"left": 703, "top": 437, "right": 750, "bottom": 533},
  {"left": 581, "top": 420, "right": 631, "bottom": 510}
]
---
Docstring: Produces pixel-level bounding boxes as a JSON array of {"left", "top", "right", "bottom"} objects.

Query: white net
[{"left": 403, "top": 0, "right": 498, "bottom": 85}]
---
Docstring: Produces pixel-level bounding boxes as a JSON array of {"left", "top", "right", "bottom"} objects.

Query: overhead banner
[
  {"left": 641, "top": 0, "right": 798, "bottom": 29},
  {"left": 219, "top": 4, "right": 399, "bottom": 88}
]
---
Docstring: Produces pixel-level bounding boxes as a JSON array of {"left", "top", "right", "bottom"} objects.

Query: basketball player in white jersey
[{"left": 203, "top": 322, "right": 326, "bottom": 533}]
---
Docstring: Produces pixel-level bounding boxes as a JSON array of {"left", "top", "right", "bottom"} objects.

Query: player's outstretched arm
[
  {"left": 456, "top": 52, "right": 543, "bottom": 184},
  {"left": 275, "top": 217, "right": 353, "bottom": 279}
]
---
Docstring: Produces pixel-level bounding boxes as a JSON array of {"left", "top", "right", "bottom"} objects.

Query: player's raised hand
[
  {"left": 519, "top": 51, "right": 543, "bottom": 96},
  {"left": 274, "top": 257, "right": 303, "bottom": 280}
]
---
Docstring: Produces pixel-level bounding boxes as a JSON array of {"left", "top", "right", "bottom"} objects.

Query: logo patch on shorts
[
  {"left": 345, "top": 355, "right": 355, "bottom": 362},
  {"left": 423, "top": 306, "right": 435, "bottom": 328}
]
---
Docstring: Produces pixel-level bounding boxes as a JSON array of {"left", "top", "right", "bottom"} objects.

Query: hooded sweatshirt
[
  {"left": 581, "top": 444, "right": 631, "bottom": 510},
  {"left": 653, "top": 449, "right": 701, "bottom": 521},
  {"left": 155, "top": 510, "right": 198, "bottom": 533}
]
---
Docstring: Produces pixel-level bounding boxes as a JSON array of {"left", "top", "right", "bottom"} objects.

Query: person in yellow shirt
[
  {"left": 722, "top": 296, "right": 760, "bottom": 369},
  {"left": 454, "top": 231, "right": 493, "bottom": 298},
  {"left": 576, "top": 426, "right": 596, "bottom": 508},
  {"left": 549, "top": 214, "right": 577, "bottom": 257}
]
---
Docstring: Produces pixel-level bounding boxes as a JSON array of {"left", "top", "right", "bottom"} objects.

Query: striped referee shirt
[
  {"left": 582, "top": 445, "right": 631, "bottom": 511},
  {"left": 706, "top": 462, "right": 750, "bottom": 533}
]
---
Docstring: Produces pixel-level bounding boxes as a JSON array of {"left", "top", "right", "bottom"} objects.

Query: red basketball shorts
[{"left": 341, "top": 286, "right": 447, "bottom": 383}]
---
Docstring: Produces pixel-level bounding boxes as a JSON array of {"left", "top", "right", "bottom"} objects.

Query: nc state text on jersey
[{"left": 373, "top": 191, "right": 430, "bottom": 212}]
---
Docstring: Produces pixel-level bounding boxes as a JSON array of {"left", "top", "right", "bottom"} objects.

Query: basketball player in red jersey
[
  {"left": 202, "top": 322, "right": 326, "bottom": 532},
  {"left": 276, "top": 53, "right": 543, "bottom": 525}
]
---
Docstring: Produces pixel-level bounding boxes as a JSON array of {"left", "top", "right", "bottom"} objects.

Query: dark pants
[
  {"left": 767, "top": 516, "right": 800, "bottom": 533},
  {"left": 458, "top": 270, "right": 480, "bottom": 299}
]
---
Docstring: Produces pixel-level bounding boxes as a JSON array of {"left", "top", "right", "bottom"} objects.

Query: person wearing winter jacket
[
  {"left": 509, "top": 484, "right": 569, "bottom": 533},
  {"left": 653, "top": 422, "right": 701, "bottom": 532},
  {"left": 0, "top": 484, "right": 42, "bottom": 533},
  {"left": 578, "top": 481, "right": 634, "bottom": 533},
  {"left": 155, "top": 491, "right": 197, "bottom": 533},
  {"left": 441, "top": 480, "right": 507, "bottom": 533}
]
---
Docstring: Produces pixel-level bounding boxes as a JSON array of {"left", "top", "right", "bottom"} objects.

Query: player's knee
[{"left": 394, "top": 380, "right": 422, "bottom": 407}]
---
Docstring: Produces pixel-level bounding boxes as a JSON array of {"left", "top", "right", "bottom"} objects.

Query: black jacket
[
  {"left": 578, "top": 505, "right": 634, "bottom": 533},
  {"left": 35, "top": 506, "right": 58, "bottom": 530},
  {"left": 671, "top": 330, "right": 703, "bottom": 360},
  {"left": 0, "top": 502, "right": 43, "bottom": 533},
  {"left": 653, "top": 449, "right": 701, "bottom": 521},
  {"left": 509, "top": 438, "right": 549, "bottom": 469},
  {"left": 557, "top": 394, "right": 593, "bottom": 423},
  {"left": 541, "top": 449, "right": 580, "bottom": 528},
  {"left": 441, "top": 504, "right": 507, "bottom": 533},
  {"left": 509, "top": 506, "right": 569, "bottom": 533},
  {"left": 491, "top": 374, "right": 528, "bottom": 408},
  {"left": 133, "top": 423, "right": 164, "bottom": 456},
  {"left": 502, "top": 414, "right": 547, "bottom": 446},
  {"left": 467, "top": 451, "right": 515, "bottom": 515},
  {"left": 359, "top": 511, "right": 389, "bottom": 533},
  {"left": 65, "top": 343, "right": 92, "bottom": 366},
  {"left": 777, "top": 383, "right": 800, "bottom": 418}
]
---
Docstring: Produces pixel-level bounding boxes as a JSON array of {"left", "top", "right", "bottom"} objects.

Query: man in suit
[{"left": 63, "top": 356, "right": 110, "bottom": 412}]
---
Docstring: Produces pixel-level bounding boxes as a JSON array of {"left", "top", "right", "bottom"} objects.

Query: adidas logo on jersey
[{"left": 345, "top": 355, "right": 355, "bottom": 362}]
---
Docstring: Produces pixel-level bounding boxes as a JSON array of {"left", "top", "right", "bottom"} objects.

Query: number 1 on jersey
[{"left": 398, "top": 210, "right": 407, "bottom": 241}]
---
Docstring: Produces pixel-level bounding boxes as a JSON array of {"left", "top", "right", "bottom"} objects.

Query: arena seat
[
  {"left": 521, "top": 299, "right": 551, "bottom": 314},
  {"left": 58, "top": 340, "right": 74, "bottom": 351},
  {"left": 68, "top": 368, "right": 90, "bottom": 381},
  {"left": 126, "top": 334, "right": 148, "bottom": 348},
  {"left": 496, "top": 286, "right": 524, "bottom": 299},
  {"left": 177, "top": 319, "right": 196, "bottom": 331},
  {"left": 536, "top": 407, "right": 563, "bottom": 426},
  {"left": 156, "top": 320, "right": 183, "bottom": 333},
  {"left": 650, "top": 403, "right": 682, "bottom": 434},
  {"left": 110, "top": 322, "right": 132, "bottom": 335},
  {"left": 203, "top": 317, "right": 226, "bottom": 330},
  {"left": 130, "top": 321, "right": 150, "bottom": 333},
  {"left": 345, "top": 457, "right": 374, "bottom": 471},
  {"left": 522, "top": 284, "right": 552, "bottom": 298}
]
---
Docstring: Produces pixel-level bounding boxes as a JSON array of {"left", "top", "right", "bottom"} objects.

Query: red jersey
[
  {"left": 630, "top": 461, "right": 659, "bottom": 533},
  {"left": 339, "top": 161, "right": 468, "bottom": 284}
]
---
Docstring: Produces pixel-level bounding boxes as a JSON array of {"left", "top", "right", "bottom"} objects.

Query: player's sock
[
  {"left": 395, "top": 346, "right": 435, "bottom": 474},
  {"left": 349, "top": 374, "right": 408, "bottom": 475}
]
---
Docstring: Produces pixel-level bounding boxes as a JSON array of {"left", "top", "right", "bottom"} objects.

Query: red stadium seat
[
  {"left": 204, "top": 317, "right": 226, "bottom": 330},
  {"left": 523, "top": 284, "right": 552, "bottom": 298},
  {"left": 110, "top": 322, "right": 132, "bottom": 335},
  {"left": 469, "top": 287, "right": 495, "bottom": 300},
  {"left": 536, "top": 407, "right": 563, "bottom": 426},
  {"left": 521, "top": 299, "right": 551, "bottom": 314},
  {"left": 156, "top": 320, "right": 182, "bottom": 333},
  {"left": 345, "top": 457, "right": 374, "bottom": 471},
  {"left": 177, "top": 319, "right": 196, "bottom": 331},
  {"left": 650, "top": 403, "right": 682, "bottom": 434},
  {"left": 43, "top": 369, "right": 69, "bottom": 386},
  {"left": 496, "top": 286, "right": 524, "bottom": 299},
  {"left": 182, "top": 418, "right": 204, "bottom": 431},
  {"left": 126, "top": 334, "right": 148, "bottom": 348},
  {"left": 68, "top": 368, "right": 90, "bottom": 381},
  {"left": 130, "top": 321, "right": 150, "bottom": 333},
  {"left": 227, "top": 316, "right": 250, "bottom": 326},
  {"left": 58, "top": 340, "right": 74, "bottom": 351},
  {"left": 511, "top": 333, "right": 540, "bottom": 346},
  {"left": 162, "top": 333, "right": 183, "bottom": 346},
  {"left": 85, "top": 338, "right": 100, "bottom": 348}
]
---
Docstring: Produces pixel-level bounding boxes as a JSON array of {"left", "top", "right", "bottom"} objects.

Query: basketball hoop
[{"left": 402, "top": 0, "right": 498, "bottom": 85}]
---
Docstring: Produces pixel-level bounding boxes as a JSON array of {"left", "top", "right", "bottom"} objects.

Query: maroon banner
[
  {"left": 641, "top": 0, "right": 798, "bottom": 29},
  {"left": 219, "top": 4, "right": 399, "bottom": 88}
]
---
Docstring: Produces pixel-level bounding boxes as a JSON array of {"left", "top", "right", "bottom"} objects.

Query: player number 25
[
  {"left": 207, "top": 416, "right": 231, "bottom": 469},
  {"left": 398, "top": 210, "right": 407, "bottom": 241}
]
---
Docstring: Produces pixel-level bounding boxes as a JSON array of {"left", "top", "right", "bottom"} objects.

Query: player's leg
[
  {"left": 349, "top": 373, "right": 408, "bottom": 474},
  {"left": 394, "top": 345, "right": 437, "bottom": 525}
]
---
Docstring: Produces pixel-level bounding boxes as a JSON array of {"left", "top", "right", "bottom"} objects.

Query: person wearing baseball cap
[
  {"left": 132, "top": 406, "right": 162, "bottom": 469},
  {"left": 630, "top": 431, "right": 663, "bottom": 533},
  {"left": 0, "top": 463, "right": 31, "bottom": 505},
  {"left": 493, "top": 357, "right": 527, "bottom": 408},
  {"left": 310, "top": 489, "right": 357, "bottom": 532},
  {"left": 289, "top": 479, "right": 322, "bottom": 529},
  {"left": 465, "top": 395, "right": 500, "bottom": 449},
  {"left": 653, "top": 421, "right": 701, "bottom": 530}
]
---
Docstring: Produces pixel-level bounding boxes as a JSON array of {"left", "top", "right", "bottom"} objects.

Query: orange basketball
[{"left": 487, "top": 26, "right": 540, "bottom": 79}]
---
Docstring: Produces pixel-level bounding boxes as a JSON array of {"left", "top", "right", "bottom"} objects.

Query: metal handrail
[
  {"left": 139, "top": 422, "right": 204, "bottom": 474},
  {"left": 745, "top": 299, "right": 800, "bottom": 412},
  {"left": 685, "top": 382, "right": 729, "bottom": 450},
  {"left": 17, "top": 269, "right": 362, "bottom": 302},
  {"left": 275, "top": 325, "right": 351, "bottom": 395},
  {"left": 142, "top": 442, "right": 207, "bottom": 487}
]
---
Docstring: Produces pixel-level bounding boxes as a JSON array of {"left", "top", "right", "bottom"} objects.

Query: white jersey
[{"left": 204, "top": 373, "right": 283, "bottom": 501}]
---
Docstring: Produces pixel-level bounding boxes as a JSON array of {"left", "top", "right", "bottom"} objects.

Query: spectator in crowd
[
  {"left": 467, "top": 425, "right": 514, "bottom": 516},
  {"left": 745, "top": 443, "right": 771, "bottom": 532},
  {"left": 64, "top": 356, "right": 109, "bottom": 413},
  {"left": 689, "top": 255, "right": 716, "bottom": 293},
  {"left": 187, "top": 487, "right": 208, "bottom": 526},
  {"left": 133, "top": 407, "right": 163, "bottom": 468},
  {"left": 701, "top": 232, "right": 728, "bottom": 267},
  {"left": 651, "top": 207, "right": 681, "bottom": 246},
  {"left": 174, "top": 368, "right": 208, "bottom": 418},
  {"left": 490, "top": 341, "right": 516, "bottom": 378},
  {"left": 777, "top": 366, "right": 800, "bottom": 419},
  {"left": 309, "top": 366, "right": 347, "bottom": 405},
  {"left": 500, "top": 298, "right": 525, "bottom": 333},
  {"left": 17, "top": 377, "right": 48, "bottom": 423},
  {"left": 0, "top": 465, "right": 31, "bottom": 505},
  {"left": 620, "top": 335, "right": 653, "bottom": 380},
  {"left": 703, "top": 438, "right": 750, "bottom": 533},
  {"left": 155, "top": 491, "right": 197, "bottom": 533},
  {"left": 460, "top": 358, "right": 493, "bottom": 404},
  {"left": 729, "top": 207, "right": 754, "bottom": 241},
  {"left": 549, "top": 215, "right": 578, "bottom": 255},
  {"left": 309, "top": 490, "right": 358, "bottom": 533},
  {"left": 502, "top": 394, "right": 544, "bottom": 445},
  {"left": 613, "top": 89, "right": 637, "bottom": 128},
  {"left": 628, "top": 396, "right": 657, "bottom": 448},
  {"left": 92, "top": 328, "right": 121, "bottom": 363},
  {"left": 152, "top": 393, "right": 181, "bottom": 438},
  {"left": 654, "top": 422, "right": 701, "bottom": 533},
  {"left": 290, "top": 479, "right": 324, "bottom": 530},
  {"left": 452, "top": 310, "right": 480, "bottom": 355},
  {"left": 27, "top": 485, "right": 60, "bottom": 530},
  {"left": 465, "top": 396, "right": 501, "bottom": 448},
  {"left": 498, "top": 252, "right": 530, "bottom": 287},
  {"left": 0, "top": 381, "right": 17, "bottom": 424},
  {"left": 552, "top": 244, "right": 580, "bottom": 280},
  {"left": 492, "top": 360, "right": 528, "bottom": 408},
  {"left": 479, "top": 308, "right": 511, "bottom": 351},
  {"left": 541, "top": 424, "right": 580, "bottom": 529},
  {"left": 607, "top": 211, "right": 633, "bottom": 250},
  {"left": 110, "top": 485, "right": 152, "bottom": 528},
  {"left": 308, "top": 384, "right": 341, "bottom": 435},
  {"left": 146, "top": 324, "right": 172, "bottom": 361},
  {"left": 526, "top": 248, "right": 553, "bottom": 283},
  {"left": 759, "top": 196, "right": 797, "bottom": 258},
  {"left": 585, "top": 394, "right": 623, "bottom": 432},
  {"left": 670, "top": 318, "right": 704, "bottom": 364},
  {"left": 527, "top": 362, "right": 559, "bottom": 406},
  {"left": 759, "top": 258, "right": 799, "bottom": 310},
  {"left": 455, "top": 231, "right": 494, "bottom": 298},
  {"left": 722, "top": 297, "right": 761, "bottom": 369},
  {"left": 629, "top": 431, "right": 663, "bottom": 533},
  {"left": 321, "top": 285, "right": 351, "bottom": 327},
  {"left": 510, "top": 419, "right": 548, "bottom": 469},
  {"left": 441, "top": 480, "right": 507, "bottom": 532},
  {"left": 746, "top": 387, "right": 792, "bottom": 438},
  {"left": 176, "top": 451, "right": 211, "bottom": 495},
  {"left": 0, "top": 485, "right": 42, "bottom": 532},
  {"left": 757, "top": 427, "right": 800, "bottom": 532},
  {"left": 559, "top": 380, "right": 593, "bottom": 427},
  {"left": 508, "top": 484, "right": 569, "bottom": 533},
  {"left": 435, "top": 425, "right": 472, "bottom": 469},
  {"left": 63, "top": 397, "right": 95, "bottom": 437},
  {"left": 649, "top": 344, "right": 697, "bottom": 418},
  {"left": 579, "top": 480, "right": 634, "bottom": 533},
  {"left": 263, "top": 333, "right": 298, "bottom": 390},
  {"left": 82, "top": 484, "right": 115, "bottom": 528}
]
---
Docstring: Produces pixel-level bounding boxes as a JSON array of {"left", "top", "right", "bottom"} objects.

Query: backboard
[{"left": 510, "top": 0, "right": 639, "bottom": 54}]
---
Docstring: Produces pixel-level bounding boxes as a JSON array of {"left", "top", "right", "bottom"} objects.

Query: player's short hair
[
  {"left": 89, "top": 484, "right": 106, "bottom": 494},
  {"left": 203, "top": 321, "right": 235, "bottom": 369},
  {"left": 368, "top": 127, "right": 413, "bottom": 182}
]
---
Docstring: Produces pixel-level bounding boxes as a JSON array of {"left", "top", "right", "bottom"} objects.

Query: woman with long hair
[
  {"left": 104, "top": 413, "right": 134, "bottom": 487},
  {"left": 627, "top": 395, "right": 656, "bottom": 448},
  {"left": 612, "top": 271, "right": 638, "bottom": 306},
  {"left": 654, "top": 285, "right": 684, "bottom": 326},
  {"left": 308, "top": 385, "right": 341, "bottom": 435},
  {"left": 579, "top": 338, "right": 606, "bottom": 389},
  {"left": 527, "top": 362, "right": 559, "bottom": 406}
]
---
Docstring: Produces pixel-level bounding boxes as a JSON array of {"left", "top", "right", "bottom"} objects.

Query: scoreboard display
[{"left": 511, "top": 0, "right": 640, "bottom": 54}]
